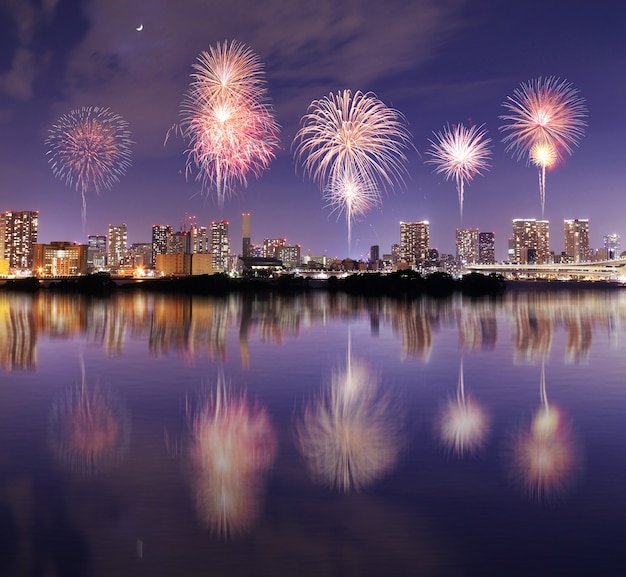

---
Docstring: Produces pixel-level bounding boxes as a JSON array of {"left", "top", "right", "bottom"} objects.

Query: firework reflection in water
[
  {"left": 436, "top": 358, "right": 490, "bottom": 456},
  {"left": 500, "top": 77, "right": 586, "bottom": 216},
  {"left": 49, "top": 368, "right": 129, "bottom": 474},
  {"left": 297, "top": 343, "right": 399, "bottom": 492},
  {"left": 46, "top": 106, "right": 132, "bottom": 225},
  {"left": 175, "top": 40, "right": 280, "bottom": 207},
  {"left": 188, "top": 374, "right": 277, "bottom": 537},
  {"left": 511, "top": 364, "right": 579, "bottom": 500}
]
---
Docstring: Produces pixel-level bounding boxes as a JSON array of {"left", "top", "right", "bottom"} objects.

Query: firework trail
[
  {"left": 530, "top": 141, "right": 557, "bottom": 216},
  {"left": 46, "top": 106, "right": 132, "bottom": 225},
  {"left": 436, "top": 358, "right": 490, "bottom": 456},
  {"left": 426, "top": 123, "right": 491, "bottom": 220},
  {"left": 293, "top": 89, "right": 412, "bottom": 251},
  {"left": 188, "top": 374, "right": 277, "bottom": 537},
  {"left": 176, "top": 40, "right": 280, "bottom": 207},
  {"left": 500, "top": 77, "right": 587, "bottom": 216},
  {"left": 297, "top": 339, "right": 400, "bottom": 492}
]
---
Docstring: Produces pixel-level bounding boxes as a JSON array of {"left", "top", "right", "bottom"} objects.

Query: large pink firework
[
  {"left": 293, "top": 89, "right": 412, "bottom": 249},
  {"left": 46, "top": 106, "right": 132, "bottom": 225},
  {"left": 178, "top": 41, "right": 280, "bottom": 207},
  {"left": 426, "top": 123, "right": 491, "bottom": 220},
  {"left": 500, "top": 77, "right": 587, "bottom": 215}
]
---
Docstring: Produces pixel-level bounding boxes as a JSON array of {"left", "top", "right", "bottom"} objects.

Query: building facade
[
  {"left": 151, "top": 224, "right": 172, "bottom": 268},
  {"left": 242, "top": 213, "right": 252, "bottom": 257},
  {"left": 277, "top": 245, "right": 301, "bottom": 269},
  {"left": 0, "top": 210, "right": 39, "bottom": 272},
  {"left": 33, "top": 241, "right": 88, "bottom": 276},
  {"left": 400, "top": 221, "right": 430, "bottom": 265},
  {"left": 564, "top": 219, "right": 590, "bottom": 263},
  {"left": 603, "top": 233, "right": 620, "bottom": 259},
  {"left": 511, "top": 219, "right": 550, "bottom": 264},
  {"left": 210, "top": 220, "right": 230, "bottom": 271},
  {"left": 478, "top": 232, "right": 496, "bottom": 264},
  {"left": 456, "top": 228, "right": 479, "bottom": 266},
  {"left": 107, "top": 223, "right": 128, "bottom": 269}
]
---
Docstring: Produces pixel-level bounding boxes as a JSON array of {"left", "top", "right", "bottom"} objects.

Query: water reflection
[
  {"left": 297, "top": 337, "right": 400, "bottom": 492},
  {"left": 1, "top": 290, "right": 626, "bottom": 367},
  {"left": 511, "top": 364, "right": 579, "bottom": 500},
  {"left": 49, "top": 364, "right": 130, "bottom": 474},
  {"left": 436, "top": 358, "right": 490, "bottom": 456},
  {"left": 188, "top": 372, "right": 277, "bottom": 537}
]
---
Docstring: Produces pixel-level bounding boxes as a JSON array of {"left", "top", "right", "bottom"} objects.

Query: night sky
[{"left": 1, "top": 0, "right": 624, "bottom": 261}]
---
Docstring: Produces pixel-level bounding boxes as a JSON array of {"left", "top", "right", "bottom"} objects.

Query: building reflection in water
[
  {"left": 297, "top": 336, "right": 400, "bottom": 492},
  {"left": 436, "top": 357, "right": 490, "bottom": 456},
  {"left": 511, "top": 293, "right": 553, "bottom": 363},
  {"left": 511, "top": 363, "right": 579, "bottom": 500},
  {"left": 49, "top": 363, "right": 130, "bottom": 474},
  {"left": 391, "top": 301, "right": 433, "bottom": 361},
  {"left": 0, "top": 295, "right": 37, "bottom": 370},
  {"left": 188, "top": 371, "right": 277, "bottom": 537}
]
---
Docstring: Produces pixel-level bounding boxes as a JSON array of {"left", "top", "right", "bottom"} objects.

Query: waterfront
[{"left": 1, "top": 290, "right": 626, "bottom": 576}]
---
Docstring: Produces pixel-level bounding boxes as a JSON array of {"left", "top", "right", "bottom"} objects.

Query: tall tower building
[
  {"left": 370, "top": 245, "right": 380, "bottom": 263},
  {"left": 190, "top": 224, "right": 208, "bottom": 254},
  {"left": 87, "top": 235, "right": 107, "bottom": 269},
  {"left": 152, "top": 224, "right": 172, "bottom": 268},
  {"left": 512, "top": 219, "right": 550, "bottom": 264},
  {"left": 242, "top": 213, "right": 251, "bottom": 257},
  {"left": 604, "top": 233, "right": 620, "bottom": 259},
  {"left": 107, "top": 223, "right": 128, "bottom": 268},
  {"left": 210, "top": 220, "right": 230, "bottom": 271},
  {"left": 564, "top": 219, "right": 590, "bottom": 263},
  {"left": 400, "top": 221, "right": 429, "bottom": 264},
  {"left": 456, "top": 228, "right": 479, "bottom": 266},
  {"left": 0, "top": 210, "right": 39, "bottom": 271},
  {"left": 168, "top": 230, "right": 191, "bottom": 254},
  {"left": 478, "top": 232, "right": 496, "bottom": 264}
]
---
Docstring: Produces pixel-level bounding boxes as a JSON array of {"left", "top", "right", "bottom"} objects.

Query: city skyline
[{"left": 1, "top": 1, "right": 624, "bottom": 261}]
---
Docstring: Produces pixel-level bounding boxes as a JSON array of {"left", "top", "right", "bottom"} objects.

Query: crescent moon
[{"left": 136, "top": 24, "right": 143, "bottom": 31}]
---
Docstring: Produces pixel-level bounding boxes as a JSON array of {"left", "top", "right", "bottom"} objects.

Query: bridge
[{"left": 465, "top": 259, "right": 626, "bottom": 281}]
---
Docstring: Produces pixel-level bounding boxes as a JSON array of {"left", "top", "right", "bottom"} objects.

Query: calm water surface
[{"left": 1, "top": 289, "right": 626, "bottom": 576}]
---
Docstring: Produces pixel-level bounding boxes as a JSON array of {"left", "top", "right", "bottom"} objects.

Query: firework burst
[
  {"left": 500, "top": 76, "right": 587, "bottom": 215},
  {"left": 177, "top": 40, "right": 280, "bottom": 207},
  {"left": 46, "top": 106, "right": 132, "bottom": 225},
  {"left": 293, "top": 89, "right": 412, "bottom": 250},
  {"left": 426, "top": 123, "right": 491, "bottom": 220}
]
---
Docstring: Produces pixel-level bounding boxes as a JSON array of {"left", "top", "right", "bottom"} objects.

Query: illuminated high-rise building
[
  {"left": 263, "top": 238, "right": 286, "bottom": 258},
  {"left": 456, "top": 228, "right": 479, "bottom": 266},
  {"left": 87, "top": 235, "right": 107, "bottom": 269},
  {"left": 604, "top": 233, "right": 620, "bottom": 260},
  {"left": 277, "top": 245, "right": 301, "bottom": 269},
  {"left": 107, "top": 223, "right": 127, "bottom": 268},
  {"left": 242, "top": 213, "right": 252, "bottom": 257},
  {"left": 478, "top": 232, "right": 496, "bottom": 264},
  {"left": 400, "top": 221, "right": 429, "bottom": 264},
  {"left": 512, "top": 219, "right": 550, "bottom": 264},
  {"left": 210, "top": 220, "right": 230, "bottom": 271},
  {"left": 152, "top": 224, "right": 172, "bottom": 268},
  {"left": 0, "top": 210, "right": 39, "bottom": 271},
  {"left": 190, "top": 224, "right": 208, "bottom": 254},
  {"left": 564, "top": 219, "right": 590, "bottom": 263},
  {"left": 168, "top": 230, "right": 191, "bottom": 254}
]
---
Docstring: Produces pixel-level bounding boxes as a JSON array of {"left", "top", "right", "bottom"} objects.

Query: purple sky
[{"left": 1, "top": 0, "right": 624, "bottom": 261}]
